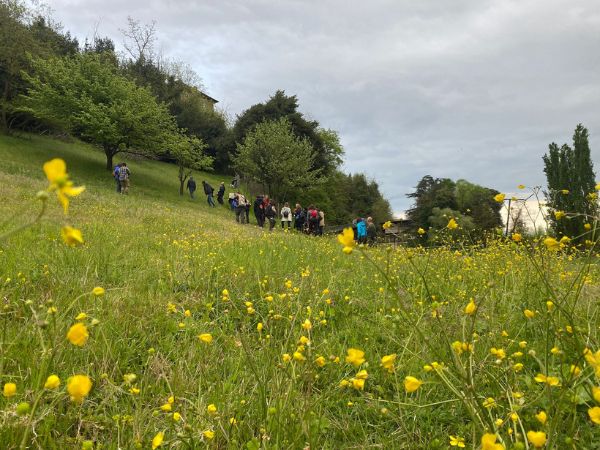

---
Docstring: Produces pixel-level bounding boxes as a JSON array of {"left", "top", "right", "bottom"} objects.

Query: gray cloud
[{"left": 47, "top": 0, "right": 600, "bottom": 214}]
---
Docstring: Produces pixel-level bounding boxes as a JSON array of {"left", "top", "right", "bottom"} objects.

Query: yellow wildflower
[
  {"left": 43, "top": 158, "right": 85, "bottom": 214},
  {"left": 203, "top": 430, "right": 215, "bottom": 440},
  {"left": 464, "top": 299, "right": 477, "bottom": 315},
  {"left": 526, "top": 431, "right": 547, "bottom": 448},
  {"left": 44, "top": 375, "right": 60, "bottom": 389},
  {"left": 481, "top": 433, "right": 504, "bottom": 450},
  {"left": 589, "top": 406, "right": 600, "bottom": 424},
  {"left": 315, "top": 356, "right": 326, "bottom": 367},
  {"left": 61, "top": 226, "right": 84, "bottom": 246},
  {"left": 494, "top": 193, "right": 505, "bottom": 203},
  {"left": 535, "top": 411, "right": 547, "bottom": 425},
  {"left": 381, "top": 354, "right": 396, "bottom": 373},
  {"left": 67, "top": 322, "right": 89, "bottom": 346},
  {"left": 417, "top": 227, "right": 426, "bottom": 235},
  {"left": 534, "top": 373, "right": 560, "bottom": 386},
  {"left": 3, "top": 382, "right": 16, "bottom": 397},
  {"left": 67, "top": 375, "right": 92, "bottom": 403},
  {"left": 404, "top": 376, "right": 422, "bottom": 393},
  {"left": 345, "top": 348, "right": 365, "bottom": 367},
  {"left": 152, "top": 431, "right": 164, "bottom": 449},
  {"left": 337, "top": 228, "right": 356, "bottom": 254},
  {"left": 524, "top": 309, "right": 535, "bottom": 319},
  {"left": 382, "top": 221, "right": 392, "bottom": 229},
  {"left": 584, "top": 348, "right": 600, "bottom": 377},
  {"left": 92, "top": 287, "right": 105, "bottom": 296},
  {"left": 198, "top": 333, "right": 213, "bottom": 344},
  {"left": 511, "top": 233, "right": 522, "bottom": 242},
  {"left": 554, "top": 210, "right": 566, "bottom": 220},
  {"left": 293, "top": 351, "right": 306, "bottom": 362},
  {"left": 592, "top": 386, "right": 600, "bottom": 403},
  {"left": 447, "top": 218, "right": 458, "bottom": 229},
  {"left": 302, "top": 319, "right": 312, "bottom": 330},
  {"left": 449, "top": 435, "right": 465, "bottom": 447},
  {"left": 543, "top": 237, "right": 560, "bottom": 251}
]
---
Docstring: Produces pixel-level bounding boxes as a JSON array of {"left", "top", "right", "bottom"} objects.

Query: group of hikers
[{"left": 112, "top": 169, "right": 379, "bottom": 242}]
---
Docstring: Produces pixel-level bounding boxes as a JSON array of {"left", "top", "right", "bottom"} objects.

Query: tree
[
  {"left": 233, "top": 90, "right": 341, "bottom": 174},
  {"left": 22, "top": 53, "right": 177, "bottom": 169},
  {"left": 233, "top": 118, "right": 321, "bottom": 202},
  {"left": 166, "top": 132, "right": 212, "bottom": 196},
  {"left": 543, "top": 124, "right": 597, "bottom": 240}
]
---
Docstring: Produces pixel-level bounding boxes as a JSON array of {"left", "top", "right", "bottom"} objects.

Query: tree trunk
[
  {"left": 105, "top": 147, "right": 114, "bottom": 170},
  {"left": 179, "top": 179, "right": 185, "bottom": 196}
]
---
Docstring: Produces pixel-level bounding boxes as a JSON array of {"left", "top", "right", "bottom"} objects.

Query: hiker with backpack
[
  {"left": 265, "top": 200, "right": 277, "bottom": 231},
  {"left": 293, "top": 204, "right": 305, "bottom": 232},
  {"left": 186, "top": 176, "right": 197, "bottom": 199},
  {"left": 356, "top": 217, "right": 368, "bottom": 244},
  {"left": 318, "top": 209, "right": 325, "bottom": 235},
  {"left": 280, "top": 202, "right": 292, "bottom": 229},
  {"left": 307, "top": 205, "right": 320, "bottom": 235},
  {"left": 234, "top": 192, "right": 248, "bottom": 224},
  {"left": 113, "top": 164, "right": 121, "bottom": 193},
  {"left": 118, "top": 163, "right": 131, "bottom": 195},
  {"left": 253, "top": 195, "right": 265, "bottom": 227},
  {"left": 202, "top": 181, "right": 215, "bottom": 207},
  {"left": 217, "top": 182, "right": 225, "bottom": 205}
]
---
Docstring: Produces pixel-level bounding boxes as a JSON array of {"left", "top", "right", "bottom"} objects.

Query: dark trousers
[
  {"left": 282, "top": 221, "right": 291, "bottom": 229},
  {"left": 235, "top": 206, "right": 246, "bottom": 223},
  {"left": 189, "top": 189, "right": 195, "bottom": 199},
  {"left": 217, "top": 195, "right": 224, "bottom": 205},
  {"left": 115, "top": 178, "right": 121, "bottom": 193}
]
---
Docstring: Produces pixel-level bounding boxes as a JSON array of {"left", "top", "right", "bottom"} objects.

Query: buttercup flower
[
  {"left": 404, "top": 376, "right": 422, "bottom": 393},
  {"left": 3, "top": 382, "right": 16, "bottom": 397},
  {"left": 481, "top": 433, "right": 504, "bottom": 450},
  {"left": 526, "top": 431, "right": 547, "bottom": 448},
  {"left": 449, "top": 435, "right": 465, "bottom": 447},
  {"left": 203, "top": 430, "right": 215, "bottom": 440},
  {"left": 43, "top": 158, "right": 85, "bottom": 214},
  {"left": 584, "top": 348, "right": 600, "bottom": 377},
  {"left": 67, "top": 322, "right": 89, "bottom": 346},
  {"left": 381, "top": 354, "right": 396, "bottom": 373},
  {"left": 543, "top": 237, "right": 559, "bottom": 251},
  {"left": 152, "top": 431, "right": 164, "bottom": 449},
  {"left": 198, "top": 333, "right": 213, "bottom": 344},
  {"left": 44, "top": 375, "right": 61, "bottom": 389},
  {"left": 337, "top": 228, "right": 356, "bottom": 254},
  {"left": 67, "top": 375, "right": 92, "bottom": 403},
  {"left": 554, "top": 210, "right": 566, "bottom": 220},
  {"left": 61, "top": 226, "right": 84, "bottom": 246},
  {"left": 92, "top": 287, "right": 105, "bottom": 296},
  {"left": 494, "top": 193, "right": 505, "bottom": 203},
  {"left": 464, "top": 299, "right": 477, "bottom": 315},
  {"left": 207, "top": 404, "right": 217, "bottom": 415},
  {"left": 447, "top": 218, "right": 458, "bottom": 230},
  {"left": 382, "top": 221, "right": 392, "bottom": 230},
  {"left": 588, "top": 407, "right": 600, "bottom": 425},
  {"left": 417, "top": 227, "right": 426, "bottom": 235},
  {"left": 345, "top": 348, "right": 365, "bottom": 367}
]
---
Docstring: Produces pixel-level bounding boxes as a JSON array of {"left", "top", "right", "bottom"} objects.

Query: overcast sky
[{"left": 46, "top": 0, "right": 600, "bottom": 215}]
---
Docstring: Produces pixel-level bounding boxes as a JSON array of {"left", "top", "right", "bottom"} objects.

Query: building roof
[{"left": 199, "top": 91, "right": 219, "bottom": 104}]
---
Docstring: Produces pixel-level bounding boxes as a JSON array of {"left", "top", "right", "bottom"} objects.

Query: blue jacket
[{"left": 357, "top": 220, "right": 367, "bottom": 238}]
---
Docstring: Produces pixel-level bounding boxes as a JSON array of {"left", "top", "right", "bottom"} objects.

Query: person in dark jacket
[
  {"left": 202, "top": 181, "right": 215, "bottom": 207},
  {"left": 265, "top": 201, "right": 277, "bottom": 231},
  {"left": 186, "top": 176, "right": 197, "bottom": 199},
  {"left": 113, "top": 164, "right": 121, "bottom": 193},
  {"left": 293, "top": 204, "right": 305, "bottom": 231},
  {"left": 253, "top": 196, "right": 265, "bottom": 227},
  {"left": 217, "top": 182, "right": 225, "bottom": 205}
]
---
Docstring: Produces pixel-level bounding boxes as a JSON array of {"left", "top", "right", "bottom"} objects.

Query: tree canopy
[
  {"left": 22, "top": 53, "right": 177, "bottom": 169},
  {"left": 543, "top": 124, "right": 597, "bottom": 241}
]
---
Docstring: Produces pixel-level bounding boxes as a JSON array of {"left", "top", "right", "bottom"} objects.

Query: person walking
[
  {"left": 253, "top": 195, "right": 265, "bottom": 227},
  {"left": 293, "top": 204, "right": 305, "bottom": 232},
  {"left": 356, "top": 218, "right": 367, "bottom": 244},
  {"left": 307, "top": 205, "right": 319, "bottom": 235},
  {"left": 186, "top": 176, "right": 197, "bottom": 199},
  {"left": 366, "top": 216, "right": 377, "bottom": 246},
  {"left": 318, "top": 209, "right": 325, "bottom": 236},
  {"left": 265, "top": 200, "right": 277, "bottom": 231},
  {"left": 280, "top": 202, "right": 292, "bottom": 229},
  {"left": 202, "top": 181, "right": 215, "bottom": 207},
  {"left": 113, "top": 164, "right": 121, "bottom": 193},
  {"left": 235, "top": 192, "right": 248, "bottom": 224},
  {"left": 118, "top": 163, "right": 131, "bottom": 195},
  {"left": 217, "top": 182, "right": 225, "bottom": 205}
]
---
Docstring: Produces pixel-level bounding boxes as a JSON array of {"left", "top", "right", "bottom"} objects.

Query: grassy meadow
[{"left": 1, "top": 133, "right": 600, "bottom": 449}]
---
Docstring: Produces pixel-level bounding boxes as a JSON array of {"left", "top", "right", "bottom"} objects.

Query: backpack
[
  {"left": 309, "top": 209, "right": 319, "bottom": 224},
  {"left": 118, "top": 166, "right": 129, "bottom": 181},
  {"left": 283, "top": 209, "right": 289, "bottom": 219}
]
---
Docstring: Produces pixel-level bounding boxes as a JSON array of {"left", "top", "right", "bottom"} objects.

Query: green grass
[{"left": 0, "top": 133, "right": 599, "bottom": 449}]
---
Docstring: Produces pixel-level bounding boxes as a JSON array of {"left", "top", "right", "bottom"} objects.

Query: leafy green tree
[
  {"left": 22, "top": 53, "right": 177, "bottom": 169},
  {"left": 233, "top": 117, "right": 321, "bottom": 201},
  {"left": 0, "top": 0, "right": 78, "bottom": 131},
  {"left": 454, "top": 179, "right": 502, "bottom": 230},
  {"left": 407, "top": 176, "right": 457, "bottom": 230},
  {"left": 166, "top": 132, "right": 212, "bottom": 196},
  {"left": 543, "top": 124, "right": 597, "bottom": 240},
  {"left": 233, "top": 90, "right": 342, "bottom": 174}
]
